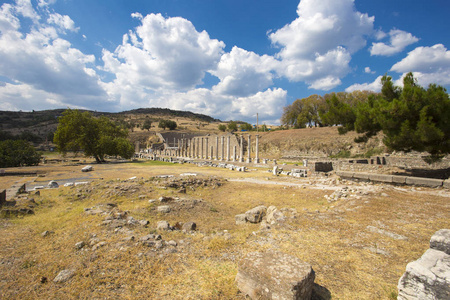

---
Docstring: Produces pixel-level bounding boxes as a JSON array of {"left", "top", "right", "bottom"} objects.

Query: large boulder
[
  {"left": 245, "top": 206, "right": 267, "bottom": 223},
  {"left": 236, "top": 251, "right": 315, "bottom": 300},
  {"left": 398, "top": 229, "right": 450, "bottom": 299},
  {"left": 397, "top": 249, "right": 450, "bottom": 300}
]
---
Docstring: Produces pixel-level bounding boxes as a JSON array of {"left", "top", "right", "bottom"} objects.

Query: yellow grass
[{"left": 0, "top": 160, "right": 449, "bottom": 299}]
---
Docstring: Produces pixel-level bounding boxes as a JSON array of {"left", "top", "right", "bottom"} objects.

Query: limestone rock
[
  {"left": 81, "top": 165, "right": 93, "bottom": 172},
  {"left": 398, "top": 249, "right": 450, "bottom": 300},
  {"left": 157, "top": 205, "right": 171, "bottom": 213},
  {"left": 266, "top": 206, "right": 285, "bottom": 225},
  {"left": 157, "top": 221, "right": 171, "bottom": 231},
  {"left": 75, "top": 241, "right": 85, "bottom": 250},
  {"left": 236, "top": 251, "right": 315, "bottom": 300},
  {"left": 430, "top": 229, "right": 450, "bottom": 255},
  {"left": 53, "top": 269, "right": 75, "bottom": 283},
  {"left": 235, "top": 214, "right": 247, "bottom": 225},
  {"left": 182, "top": 222, "right": 196, "bottom": 232},
  {"left": 245, "top": 206, "right": 267, "bottom": 223}
]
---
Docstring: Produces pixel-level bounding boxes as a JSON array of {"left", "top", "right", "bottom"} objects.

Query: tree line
[{"left": 281, "top": 73, "right": 450, "bottom": 161}]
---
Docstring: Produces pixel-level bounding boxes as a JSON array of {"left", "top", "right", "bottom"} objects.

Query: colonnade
[{"left": 153, "top": 134, "right": 260, "bottom": 163}]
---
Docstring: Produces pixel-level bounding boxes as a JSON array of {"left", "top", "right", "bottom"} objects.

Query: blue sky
[{"left": 0, "top": 0, "right": 449, "bottom": 124}]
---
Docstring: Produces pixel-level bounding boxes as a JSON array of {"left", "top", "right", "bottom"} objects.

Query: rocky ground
[{"left": 0, "top": 160, "right": 449, "bottom": 299}]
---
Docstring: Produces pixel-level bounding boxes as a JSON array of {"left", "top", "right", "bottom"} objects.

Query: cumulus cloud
[
  {"left": 345, "top": 76, "right": 382, "bottom": 93},
  {"left": 102, "top": 13, "right": 225, "bottom": 95},
  {"left": 391, "top": 44, "right": 450, "bottom": 86},
  {"left": 47, "top": 13, "right": 79, "bottom": 33},
  {"left": 210, "top": 46, "right": 278, "bottom": 97},
  {"left": 269, "top": 0, "right": 374, "bottom": 90},
  {"left": 0, "top": 0, "right": 108, "bottom": 110},
  {"left": 370, "top": 29, "right": 418, "bottom": 56},
  {"left": 154, "top": 87, "right": 287, "bottom": 123},
  {"left": 364, "top": 67, "right": 375, "bottom": 74}
]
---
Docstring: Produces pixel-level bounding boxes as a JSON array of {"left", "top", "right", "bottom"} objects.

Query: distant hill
[
  {"left": 0, "top": 107, "right": 221, "bottom": 145},
  {"left": 120, "top": 108, "right": 220, "bottom": 123}
]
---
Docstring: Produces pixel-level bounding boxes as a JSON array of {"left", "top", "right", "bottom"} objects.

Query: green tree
[
  {"left": 158, "top": 119, "right": 177, "bottom": 130},
  {"left": 281, "top": 99, "right": 304, "bottom": 128},
  {"left": 218, "top": 124, "right": 227, "bottom": 132},
  {"left": 349, "top": 73, "right": 450, "bottom": 161},
  {"left": 240, "top": 122, "right": 253, "bottom": 131},
  {"left": 227, "top": 121, "right": 238, "bottom": 132},
  {"left": 53, "top": 109, "right": 134, "bottom": 163},
  {"left": 142, "top": 118, "right": 152, "bottom": 131},
  {"left": 0, "top": 140, "right": 41, "bottom": 167}
]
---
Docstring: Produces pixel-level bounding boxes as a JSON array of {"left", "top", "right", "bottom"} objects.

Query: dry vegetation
[{"left": 0, "top": 160, "right": 449, "bottom": 299}]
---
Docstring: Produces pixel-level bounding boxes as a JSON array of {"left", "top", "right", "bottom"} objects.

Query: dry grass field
[{"left": 0, "top": 159, "right": 449, "bottom": 299}]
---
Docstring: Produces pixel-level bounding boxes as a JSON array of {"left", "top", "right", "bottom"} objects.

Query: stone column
[
  {"left": 246, "top": 135, "right": 252, "bottom": 163},
  {"left": 239, "top": 135, "right": 244, "bottom": 162},
  {"left": 210, "top": 146, "right": 214, "bottom": 160},
  {"left": 227, "top": 135, "right": 231, "bottom": 161},
  {"left": 255, "top": 135, "right": 260, "bottom": 163},
  {"left": 135, "top": 141, "right": 140, "bottom": 154},
  {"left": 201, "top": 137, "right": 204, "bottom": 159},
  {"left": 205, "top": 137, "right": 209, "bottom": 159},
  {"left": 233, "top": 145, "right": 237, "bottom": 161},
  {"left": 221, "top": 136, "right": 225, "bottom": 161},
  {"left": 197, "top": 138, "right": 200, "bottom": 158},
  {"left": 215, "top": 136, "right": 219, "bottom": 160}
]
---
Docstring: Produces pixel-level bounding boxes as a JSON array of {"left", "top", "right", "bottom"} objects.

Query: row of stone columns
[{"left": 155, "top": 135, "right": 260, "bottom": 163}]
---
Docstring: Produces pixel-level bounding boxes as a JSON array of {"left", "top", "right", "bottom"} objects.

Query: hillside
[{"left": 0, "top": 108, "right": 222, "bottom": 145}]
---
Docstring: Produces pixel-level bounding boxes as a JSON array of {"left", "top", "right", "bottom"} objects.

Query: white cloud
[
  {"left": 345, "top": 76, "right": 382, "bottom": 93},
  {"left": 391, "top": 44, "right": 450, "bottom": 73},
  {"left": 370, "top": 29, "right": 419, "bottom": 56},
  {"left": 390, "top": 44, "right": 450, "bottom": 87},
  {"left": 0, "top": 0, "right": 109, "bottom": 110},
  {"left": 48, "top": 13, "right": 79, "bottom": 33},
  {"left": 15, "top": 0, "right": 40, "bottom": 23},
  {"left": 269, "top": 0, "right": 374, "bottom": 90},
  {"left": 102, "top": 13, "right": 225, "bottom": 95},
  {"left": 153, "top": 87, "right": 287, "bottom": 123},
  {"left": 364, "top": 67, "right": 375, "bottom": 74},
  {"left": 211, "top": 46, "right": 278, "bottom": 97}
]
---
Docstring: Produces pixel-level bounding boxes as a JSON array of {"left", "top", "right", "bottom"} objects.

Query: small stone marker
[
  {"left": 53, "top": 269, "right": 75, "bottom": 283},
  {"left": 81, "top": 165, "right": 93, "bottom": 172},
  {"left": 48, "top": 180, "right": 59, "bottom": 188},
  {"left": 236, "top": 251, "right": 315, "bottom": 300}
]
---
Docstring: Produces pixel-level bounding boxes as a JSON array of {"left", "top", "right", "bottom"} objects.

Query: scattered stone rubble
[
  {"left": 235, "top": 205, "right": 297, "bottom": 229},
  {"left": 82, "top": 203, "right": 197, "bottom": 255},
  {"left": 397, "top": 229, "right": 450, "bottom": 299}
]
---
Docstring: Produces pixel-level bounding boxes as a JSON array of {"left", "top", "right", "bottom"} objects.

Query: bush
[
  {"left": 0, "top": 140, "right": 41, "bottom": 167},
  {"left": 218, "top": 124, "right": 226, "bottom": 132}
]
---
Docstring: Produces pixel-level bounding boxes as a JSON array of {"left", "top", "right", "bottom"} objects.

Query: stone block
[
  {"left": 392, "top": 176, "right": 407, "bottom": 184},
  {"left": 369, "top": 174, "right": 393, "bottom": 183},
  {"left": 236, "top": 251, "right": 315, "bottom": 300},
  {"left": 336, "top": 171, "right": 354, "bottom": 179},
  {"left": 430, "top": 229, "right": 450, "bottom": 255},
  {"left": 405, "top": 177, "right": 443, "bottom": 188},
  {"left": 443, "top": 180, "right": 450, "bottom": 189},
  {"left": 353, "top": 172, "right": 370, "bottom": 180},
  {"left": 397, "top": 249, "right": 450, "bottom": 300}
]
